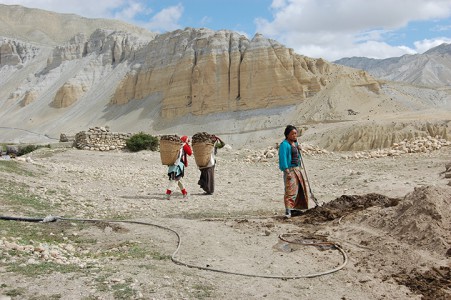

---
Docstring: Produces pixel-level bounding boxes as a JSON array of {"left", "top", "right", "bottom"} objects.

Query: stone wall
[{"left": 74, "top": 126, "right": 132, "bottom": 151}]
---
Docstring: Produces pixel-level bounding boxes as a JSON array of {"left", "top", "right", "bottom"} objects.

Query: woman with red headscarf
[{"left": 165, "top": 136, "right": 192, "bottom": 200}]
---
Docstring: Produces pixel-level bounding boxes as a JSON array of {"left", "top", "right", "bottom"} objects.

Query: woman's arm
[
  {"left": 183, "top": 143, "right": 192, "bottom": 156},
  {"left": 278, "top": 141, "right": 290, "bottom": 171},
  {"left": 213, "top": 136, "right": 225, "bottom": 149}
]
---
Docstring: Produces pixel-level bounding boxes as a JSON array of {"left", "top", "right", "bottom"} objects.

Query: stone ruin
[{"left": 74, "top": 126, "right": 132, "bottom": 151}]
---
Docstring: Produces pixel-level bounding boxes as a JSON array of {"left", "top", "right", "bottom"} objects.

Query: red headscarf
[{"left": 180, "top": 136, "right": 192, "bottom": 166}]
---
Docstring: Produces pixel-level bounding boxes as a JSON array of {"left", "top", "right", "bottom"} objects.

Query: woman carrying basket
[
  {"left": 165, "top": 136, "right": 192, "bottom": 200},
  {"left": 198, "top": 135, "right": 225, "bottom": 195}
]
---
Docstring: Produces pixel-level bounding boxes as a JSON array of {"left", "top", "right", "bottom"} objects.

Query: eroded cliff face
[
  {"left": 2, "top": 27, "right": 378, "bottom": 118},
  {"left": 0, "top": 38, "right": 39, "bottom": 67},
  {"left": 2, "top": 29, "right": 148, "bottom": 108},
  {"left": 111, "top": 28, "right": 378, "bottom": 118},
  {"left": 1, "top": 26, "right": 382, "bottom": 144},
  {"left": 46, "top": 29, "right": 143, "bottom": 72},
  {"left": 44, "top": 29, "right": 146, "bottom": 108}
]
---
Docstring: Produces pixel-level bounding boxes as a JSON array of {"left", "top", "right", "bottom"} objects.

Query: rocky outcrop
[
  {"left": 45, "top": 33, "right": 87, "bottom": 71},
  {"left": 52, "top": 82, "right": 87, "bottom": 108},
  {"left": 20, "top": 90, "right": 38, "bottom": 106},
  {"left": 46, "top": 29, "right": 145, "bottom": 71},
  {"left": 111, "top": 28, "right": 377, "bottom": 119},
  {"left": 0, "top": 38, "right": 39, "bottom": 67},
  {"left": 43, "top": 29, "right": 149, "bottom": 107}
]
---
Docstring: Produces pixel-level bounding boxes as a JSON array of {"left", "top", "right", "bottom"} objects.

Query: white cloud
[
  {"left": 414, "top": 38, "right": 451, "bottom": 53},
  {"left": 200, "top": 16, "right": 213, "bottom": 27},
  {"left": 256, "top": 0, "right": 451, "bottom": 60},
  {"left": 113, "top": 1, "right": 151, "bottom": 22},
  {"left": 142, "top": 4, "right": 184, "bottom": 33}
]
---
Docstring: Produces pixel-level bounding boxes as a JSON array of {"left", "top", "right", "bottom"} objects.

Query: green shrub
[
  {"left": 17, "top": 145, "right": 39, "bottom": 156},
  {"left": 16, "top": 144, "right": 50, "bottom": 156},
  {"left": 126, "top": 132, "right": 158, "bottom": 152}
]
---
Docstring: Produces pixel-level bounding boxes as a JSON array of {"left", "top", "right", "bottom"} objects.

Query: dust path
[{"left": 0, "top": 146, "right": 450, "bottom": 299}]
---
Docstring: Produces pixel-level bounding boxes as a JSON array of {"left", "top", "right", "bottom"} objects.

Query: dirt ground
[{"left": 0, "top": 144, "right": 450, "bottom": 300}]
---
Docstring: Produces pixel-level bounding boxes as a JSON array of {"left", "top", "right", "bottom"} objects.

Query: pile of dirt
[
  {"left": 297, "top": 186, "right": 450, "bottom": 256},
  {"left": 361, "top": 185, "right": 451, "bottom": 255},
  {"left": 297, "top": 193, "right": 400, "bottom": 223},
  {"left": 288, "top": 186, "right": 450, "bottom": 299},
  {"left": 391, "top": 266, "right": 451, "bottom": 300}
]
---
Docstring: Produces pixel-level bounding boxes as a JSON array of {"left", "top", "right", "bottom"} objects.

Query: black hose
[
  {"left": 0, "top": 215, "right": 51, "bottom": 222},
  {"left": 1, "top": 214, "right": 347, "bottom": 279}
]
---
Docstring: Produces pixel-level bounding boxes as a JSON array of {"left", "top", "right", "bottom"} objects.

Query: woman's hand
[{"left": 284, "top": 170, "right": 291, "bottom": 179}]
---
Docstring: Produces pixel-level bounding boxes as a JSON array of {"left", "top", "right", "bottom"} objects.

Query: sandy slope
[{"left": 0, "top": 142, "right": 449, "bottom": 299}]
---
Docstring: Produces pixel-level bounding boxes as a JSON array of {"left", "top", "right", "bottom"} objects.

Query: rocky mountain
[
  {"left": 0, "top": 4, "right": 155, "bottom": 46},
  {"left": 0, "top": 4, "right": 450, "bottom": 150},
  {"left": 334, "top": 43, "right": 451, "bottom": 87}
]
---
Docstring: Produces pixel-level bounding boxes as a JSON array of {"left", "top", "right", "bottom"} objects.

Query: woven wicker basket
[
  {"left": 160, "top": 139, "right": 182, "bottom": 165},
  {"left": 192, "top": 142, "right": 214, "bottom": 168}
]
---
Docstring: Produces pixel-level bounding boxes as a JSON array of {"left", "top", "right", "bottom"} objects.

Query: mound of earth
[
  {"left": 392, "top": 266, "right": 451, "bottom": 300},
  {"left": 289, "top": 186, "right": 450, "bottom": 299},
  {"left": 294, "top": 185, "right": 450, "bottom": 256},
  {"left": 360, "top": 185, "right": 451, "bottom": 255},
  {"left": 297, "top": 193, "right": 400, "bottom": 223}
]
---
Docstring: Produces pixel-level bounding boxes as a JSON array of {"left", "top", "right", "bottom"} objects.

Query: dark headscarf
[{"left": 284, "top": 125, "right": 297, "bottom": 139}]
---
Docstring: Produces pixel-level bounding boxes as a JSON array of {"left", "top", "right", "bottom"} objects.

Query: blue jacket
[{"left": 278, "top": 139, "right": 301, "bottom": 171}]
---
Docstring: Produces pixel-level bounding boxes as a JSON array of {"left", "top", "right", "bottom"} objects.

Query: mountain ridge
[
  {"left": 0, "top": 4, "right": 450, "bottom": 150},
  {"left": 0, "top": 4, "right": 156, "bottom": 46},
  {"left": 334, "top": 43, "right": 451, "bottom": 87}
]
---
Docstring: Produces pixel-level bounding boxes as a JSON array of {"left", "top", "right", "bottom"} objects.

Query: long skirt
[
  {"left": 198, "top": 165, "right": 215, "bottom": 194},
  {"left": 283, "top": 167, "right": 309, "bottom": 209}
]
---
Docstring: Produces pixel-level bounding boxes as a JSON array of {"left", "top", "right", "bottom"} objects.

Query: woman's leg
[
  {"left": 293, "top": 169, "right": 309, "bottom": 209},
  {"left": 198, "top": 166, "right": 215, "bottom": 194},
  {"left": 283, "top": 170, "right": 298, "bottom": 211},
  {"left": 206, "top": 166, "right": 215, "bottom": 194},
  {"left": 177, "top": 178, "right": 188, "bottom": 197},
  {"left": 166, "top": 179, "right": 178, "bottom": 199}
]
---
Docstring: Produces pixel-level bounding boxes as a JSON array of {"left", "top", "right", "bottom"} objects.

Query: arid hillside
[{"left": 0, "top": 4, "right": 450, "bottom": 151}]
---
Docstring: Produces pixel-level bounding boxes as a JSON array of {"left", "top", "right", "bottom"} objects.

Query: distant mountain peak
[
  {"left": 423, "top": 43, "right": 451, "bottom": 55},
  {"left": 334, "top": 43, "right": 451, "bottom": 87}
]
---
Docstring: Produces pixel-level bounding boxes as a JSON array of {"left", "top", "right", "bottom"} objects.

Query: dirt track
[{"left": 1, "top": 145, "right": 450, "bottom": 299}]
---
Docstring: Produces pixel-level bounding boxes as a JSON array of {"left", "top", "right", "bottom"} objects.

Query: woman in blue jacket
[{"left": 278, "top": 125, "right": 309, "bottom": 217}]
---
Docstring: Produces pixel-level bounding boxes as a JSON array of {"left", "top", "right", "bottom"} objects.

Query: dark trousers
[{"left": 198, "top": 165, "right": 215, "bottom": 194}]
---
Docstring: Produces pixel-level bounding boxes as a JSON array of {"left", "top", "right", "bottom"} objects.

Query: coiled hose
[{"left": 0, "top": 215, "right": 347, "bottom": 279}]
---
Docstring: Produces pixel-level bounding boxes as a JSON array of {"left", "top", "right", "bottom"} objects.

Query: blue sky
[{"left": 1, "top": 0, "right": 451, "bottom": 61}]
